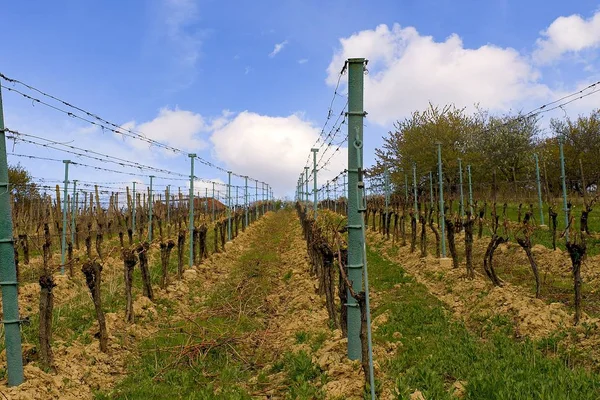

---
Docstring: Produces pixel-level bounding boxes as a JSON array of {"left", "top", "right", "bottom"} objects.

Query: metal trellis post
[
  {"left": 188, "top": 154, "right": 196, "bottom": 267},
  {"left": 559, "top": 137, "right": 569, "bottom": 241},
  {"left": 312, "top": 148, "right": 318, "bottom": 218},
  {"left": 437, "top": 144, "right": 446, "bottom": 257},
  {"left": 61, "top": 160, "right": 71, "bottom": 274},
  {"left": 458, "top": 158, "right": 464, "bottom": 218},
  {"left": 0, "top": 83, "right": 24, "bottom": 386},
  {"left": 228, "top": 171, "right": 232, "bottom": 241},
  {"left": 71, "top": 179, "right": 77, "bottom": 246},
  {"left": 534, "top": 154, "right": 545, "bottom": 226},
  {"left": 412, "top": 163, "right": 418, "bottom": 214},
  {"left": 148, "top": 175, "right": 154, "bottom": 242}
]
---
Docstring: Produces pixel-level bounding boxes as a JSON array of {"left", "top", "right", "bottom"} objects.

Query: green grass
[
  {"left": 367, "top": 245, "right": 600, "bottom": 399},
  {"left": 96, "top": 210, "right": 327, "bottom": 399}
]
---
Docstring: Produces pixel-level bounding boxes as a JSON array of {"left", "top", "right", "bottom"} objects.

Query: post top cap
[{"left": 189, "top": 153, "right": 197, "bottom": 157}]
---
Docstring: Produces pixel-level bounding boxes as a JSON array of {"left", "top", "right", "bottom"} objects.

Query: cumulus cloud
[
  {"left": 269, "top": 40, "right": 289, "bottom": 57},
  {"left": 327, "top": 23, "right": 551, "bottom": 126},
  {"left": 209, "top": 111, "right": 346, "bottom": 196},
  {"left": 534, "top": 11, "right": 600, "bottom": 64},
  {"left": 121, "top": 107, "right": 208, "bottom": 153}
]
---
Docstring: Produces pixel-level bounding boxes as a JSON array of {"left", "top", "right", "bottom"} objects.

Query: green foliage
[
  {"left": 373, "top": 103, "right": 600, "bottom": 200},
  {"left": 8, "top": 163, "right": 39, "bottom": 204}
]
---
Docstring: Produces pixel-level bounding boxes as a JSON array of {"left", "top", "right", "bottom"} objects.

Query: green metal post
[
  {"left": 437, "top": 144, "right": 446, "bottom": 257},
  {"left": 212, "top": 182, "right": 215, "bottom": 221},
  {"left": 404, "top": 172, "right": 408, "bottom": 205},
  {"left": 61, "top": 160, "right": 70, "bottom": 274},
  {"left": 304, "top": 167, "right": 309, "bottom": 205},
  {"left": 534, "top": 154, "right": 545, "bottom": 226},
  {"left": 384, "top": 168, "right": 390, "bottom": 214},
  {"left": 227, "top": 171, "right": 232, "bottom": 241},
  {"left": 0, "top": 81, "right": 24, "bottom": 386},
  {"left": 262, "top": 182, "right": 266, "bottom": 216},
  {"left": 458, "top": 159, "right": 464, "bottom": 218},
  {"left": 559, "top": 136, "right": 569, "bottom": 241},
  {"left": 188, "top": 154, "right": 196, "bottom": 267},
  {"left": 412, "top": 162, "right": 418, "bottom": 213},
  {"left": 132, "top": 182, "right": 136, "bottom": 235},
  {"left": 245, "top": 176, "right": 249, "bottom": 227},
  {"left": 255, "top": 180, "right": 258, "bottom": 218},
  {"left": 333, "top": 179, "right": 337, "bottom": 213},
  {"left": 148, "top": 175, "right": 154, "bottom": 242},
  {"left": 312, "top": 148, "right": 318, "bottom": 218},
  {"left": 346, "top": 57, "right": 376, "bottom": 400},
  {"left": 204, "top": 188, "right": 208, "bottom": 216},
  {"left": 429, "top": 171, "right": 434, "bottom": 211},
  {"left": 467, "top": 165, "right": 474, "bottom": 216},
  {"left": 326, "top": 182, "right": 330, "bottom": 211},
  {"left": 166, "top": 185, "right": 171, "bottom": 226},
  {"left": 71, "top": 180, "right": 77, "bottom": 246},
  {"left": 346, "top": 58, "right": 366, "bottom": 361}
]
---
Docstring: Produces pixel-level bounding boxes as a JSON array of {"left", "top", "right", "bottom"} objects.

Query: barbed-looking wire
[
  {"left": 302, "top": 63, "right": 348, "bottom": 170},
  {"left": 0, "top": 73, "right": 264, "bottom": 182}
]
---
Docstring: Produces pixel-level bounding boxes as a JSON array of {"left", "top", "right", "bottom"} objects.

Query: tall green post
[
  {"left": 467, "top": 165, "right": 474, "bottom": 216},
  {"left": 304, "top": 167, "right": 309, "bottom": 205},
  {"left": 333, "top": 179, "right": 337, "bottom": 213},
  {"left": 458, "top": 158, "right": 464, "bottom": 218},
  {"left": 412, "top": 163, "right": 418, "bottom": 213},
  {"left": 534, "top": 154, "right": 545, "bottom": 226},
  {"left": 437, "top": 144, "right": 446, "bottom": 257},
  {"left": 227, "top": 171, "right": 232, "bottom": 241},
  {"left": 384, "top": 168, "right": 390, "bottom": 214},
  {"left": 429, "top": 171, "right": 434, "bottom": 210},
  {"left": 404, "top": 172, "right": 408, "bottom": 206},
  {"left": 166, "top": 185, "right": 171, "bottom": 226},
  {"left": 244, "top": 177, "right": 249, "bottom": 227},
  {"left": 188, "top": 154, "right": 196, "bottom": 267},
  {"left": 132, "top": 182, "right": 136, "bottom": 235},
  {"left": 559, "top": 137, "right": 569, "bottom": 241},
  {"left": 204, "top": 188, "right": 208, "bottom": 216},
  {"left": 61, "top": 160, "right": 71, "bottom": 274},
  {"left": 262, "top": 182, "right": 266, "bottom": 216},
  {"left": 346, "top": 58, "right": 367, "bottom": 361},
  {"left": 326, "top": 182, "right": 330, "bottom": 211},
  {"left": 71, "top": 179, "right": 77, "bottom": 246},
  {"left": 212, "top": 182, "right": 215, "bottom": 221},
  {"left": 255, "top": 180, "right": 258, "bottom": 218},
  {"left": 148, "top": 175, "right": 154, "bottom": 242},
  {"left": 0, "top": 81, "right": 25, "bottom": 386},
  {"left": 312, "top": 148, "right": 318, "bottom": 218}
]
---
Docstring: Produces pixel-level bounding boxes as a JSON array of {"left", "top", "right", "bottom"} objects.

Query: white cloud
[
  {"left": 121, "top": 107, "right": 208, "bottom": 152},
  {"left": 327, "top": 23, "right": 551, "bottom": 126},
  {"left": 298, "top": 58, "right": 309, "bottom": 64},
  {"left": 162, "top": 0, "right": 204, "bottom": 68},
  {"left": 534, "top": 11, "right": 600, "bottom": 64},
  {"left": 209, "top": 111, "right": 346, "bottom": 196},
  {"left": 269, "top": 40, "right": 289, "bottom": 57}
]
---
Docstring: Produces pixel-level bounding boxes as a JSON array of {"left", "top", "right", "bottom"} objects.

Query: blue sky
[{"left": 2, "top": 0, "right": 600, "bottom": 199}]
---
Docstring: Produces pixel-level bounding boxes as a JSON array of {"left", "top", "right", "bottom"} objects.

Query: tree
[
  {"left": 547, "top": 110, "right": 600, "bottom": 195},
  {"left": 8, "top": 163, "right": 39, "bottom": 205}
]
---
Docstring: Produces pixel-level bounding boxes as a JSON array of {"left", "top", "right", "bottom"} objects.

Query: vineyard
[{"left": 2, "top": 47, "right": 600, "bottom": 400}]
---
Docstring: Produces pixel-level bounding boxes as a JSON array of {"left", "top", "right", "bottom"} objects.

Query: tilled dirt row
[
  {"left": 367, "top": 231, "right": 600, "bottom": 370},
  {"left": 0, "top": 216, "right": 265, "bottom": 399}
]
